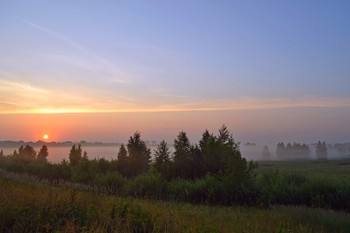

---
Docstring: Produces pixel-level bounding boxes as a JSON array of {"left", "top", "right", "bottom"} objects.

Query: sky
[{"left": 0, "top": 0, "right": 350, "bottom": 144}]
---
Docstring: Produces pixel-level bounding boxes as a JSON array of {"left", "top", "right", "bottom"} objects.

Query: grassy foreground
[{"left": 0, "top": 174, "right": 349, "bottom": 233}]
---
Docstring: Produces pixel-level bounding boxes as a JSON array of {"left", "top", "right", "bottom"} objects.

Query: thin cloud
[
  {"left": 15, "top": 17, "right": 131, "bottom": 84},
  {"left": 0, "top": 79, "right": 48, "bottom": 94}
]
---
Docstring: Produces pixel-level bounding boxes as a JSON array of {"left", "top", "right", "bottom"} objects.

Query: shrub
[{"left": 126, "top": 173, "right": 166, "bottom": 199}]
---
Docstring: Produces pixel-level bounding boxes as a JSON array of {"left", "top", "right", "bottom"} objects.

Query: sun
[{"left": 43, "top": 134, "right": 49, "bottom": 140}]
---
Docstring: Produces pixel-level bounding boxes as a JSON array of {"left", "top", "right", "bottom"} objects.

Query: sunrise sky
[{"left": 1, "top": 1, "right": 350, "bottom": 144}]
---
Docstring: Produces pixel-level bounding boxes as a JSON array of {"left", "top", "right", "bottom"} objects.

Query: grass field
[
  {"left": 256, "top": 158, "right": 350, "bottom": 180},
  {"left": 1, "top": 170, "right": 350, "bottom": 233}
]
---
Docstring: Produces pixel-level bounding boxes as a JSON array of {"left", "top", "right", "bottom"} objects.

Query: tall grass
[
  {"left": 257, "top": 170, "right": 350, "bottom": 211},
  {"left": 1, "top": 175, "right": 349, "bottom": 233}
]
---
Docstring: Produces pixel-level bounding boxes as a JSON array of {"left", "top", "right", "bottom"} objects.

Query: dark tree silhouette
[
  {"left": 173, "top": 131, "right": 192, "bottom": 178},
  {"left": 19, "top": 145, "right": 36, "bottom": 159},
  {"left": 200, "top": 129, "right": 223, "bottom": 175},
  {"left": 212, "top": 125, "right": 256, "bottom": 190},
  {"left": 154, "top": 140, "right": 170, "bottom": 169},
  {"left": 127, "top": 132, "right": 151, "bottom": 177},
  {"left": 37, "top": 145, "right": 49, "bottom": 162},
  {"left": 199, "top": 129, "right": 214, "bottom": 151},
  {"left": 154, "top": 140, "right": 172, "bottom": 179},
  {"left": 117, "top": 144, "right": 128, "bottom": 177},
  {"left": 189, "top": 144, "right": 205, "bottom": 179},
  {"left": 69, "top": 144, "right": 82, "bottom": 166}
]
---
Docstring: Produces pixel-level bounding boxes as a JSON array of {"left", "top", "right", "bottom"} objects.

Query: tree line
[
  {"left": 66, "top": 125, "right": 256, "bottom": 183},
  {"left": 0, "top": 126, "right": 349, "bottom": 211}
]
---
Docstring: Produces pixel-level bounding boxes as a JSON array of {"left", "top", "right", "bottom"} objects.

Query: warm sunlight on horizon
[
  {"left": 1, "top": 1, "right": 350, "bottom": 145},
  {"left": 1, "top": 107, "right": 350, "bottom": 145}
]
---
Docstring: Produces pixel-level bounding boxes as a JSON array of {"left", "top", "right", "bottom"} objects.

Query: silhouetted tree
[
  {"left": 69, "top": 144, "right": 82, "bottom": 166},
  {"left": 199, "top": 130, "right": 214, "bottom": 151},
  {"left": 217, "top": 125, "right": 235, "bottom": 148},
  {"left": 0, "top": 150, "right": 3, "bottom": 157},
  {"left": 212, "top": 125, "right": 257, "bottom": 198},
  {"left": 117, "top": 144, "right": 129, "bottom": 177},
  {"left": 316, "top": 141, "right": 327, "bottom": 160},
  {"left": 154, "top": 140, "right": 173, "bottom": 179},
  {"left": 189, "top": 144, "right": 205, "bottom": 179},
  {"left": 37, "top": 145, "right": 49, "bottom": 162},
  {"left": 173, "top": 131, "right": 192, "bottom": 178},
  {"left": 72, "top": 152, "right": 94, "bottom": 184},
  {"left": 200, "top": 129, "right": 223, "bottom": 175},
  {"left": 262, "top": 146, "right": 271, "bottom": 159},
  {"left": 96, "top": 157, "right": 112, "bottom": 174},
  {"left": 127, "top": 132, "right": 151, "bottom": 177},
  {"left": 19, "top": 145, "right": 36, "bottom": 159}
]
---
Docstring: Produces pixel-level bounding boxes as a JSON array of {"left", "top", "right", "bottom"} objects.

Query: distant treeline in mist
[
  {"left": 0, "top": 125, "right": 350, "bottom": 212},
  {"left": 276, "top": 142, "right": 312, "bottom": 159},
  {"left": 258, "top": 141, "right": 350, "bottom": 160}
]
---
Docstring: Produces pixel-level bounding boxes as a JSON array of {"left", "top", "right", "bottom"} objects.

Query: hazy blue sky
[{"left": 0, "top": 0, "right": 350, "bottom": 143}]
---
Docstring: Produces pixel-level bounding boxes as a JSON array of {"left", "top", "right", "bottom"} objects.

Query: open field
[
  {"left": 0, "top": 174, "right": 349, "bottom": 233},
  {"left": 257, "top": 158, "right": 350, "bottom": 180}
]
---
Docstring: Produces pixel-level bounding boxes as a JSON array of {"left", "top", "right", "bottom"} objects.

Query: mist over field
[{"left": 1, "top": 138, "right": 349, "bottom": 163}]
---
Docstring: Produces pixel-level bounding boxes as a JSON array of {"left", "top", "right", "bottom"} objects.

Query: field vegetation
[
  {"left": 0, "top": 125, "right": 350, "bottom": 232},
  {"left": 0, "top": 173, "right": 349, "bottom": 233}
]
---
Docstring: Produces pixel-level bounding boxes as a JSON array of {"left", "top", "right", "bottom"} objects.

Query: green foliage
[
  {"left": 154, "top": 140, "right": 172, "bottom": 178},
  {"left": 117, "top": 144, "right": 129, "bottom": 176},
  {"left": 126, "top": 132, "right": 151, "bottom": 177},
  {"left": 127, "top": 173, "right": 166, "bottom": 199},
  {"left": 95, "top": 172, "right": 126, "bottom": 195},
  {"left": 173, "top": 131, "right": 193, "bottom": 178},
  {"left": 71, "top": 155, "right": 95, "bottom": 184}
]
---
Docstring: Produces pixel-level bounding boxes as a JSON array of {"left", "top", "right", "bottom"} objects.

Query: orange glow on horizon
[
  {"left": 1, "top": 96, "right": 350, "bottom": 115},
  {"left": 43, "top": 134, "right": 49, "bottom": 140}
]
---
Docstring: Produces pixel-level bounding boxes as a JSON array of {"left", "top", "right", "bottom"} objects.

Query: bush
[
  {"left": 126, "top": 173, "right": 166, "bottom": 199},
  {"left": 95, "top": 172, "right": 127, "bottom": 195}
]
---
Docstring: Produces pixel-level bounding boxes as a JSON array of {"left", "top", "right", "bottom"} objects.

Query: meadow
[
  {"left": 257, "top": 159, "right": 350, "bottom": 180},
  {"left": 0, "top": 171, "right": 349, "bottom": 233}
]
